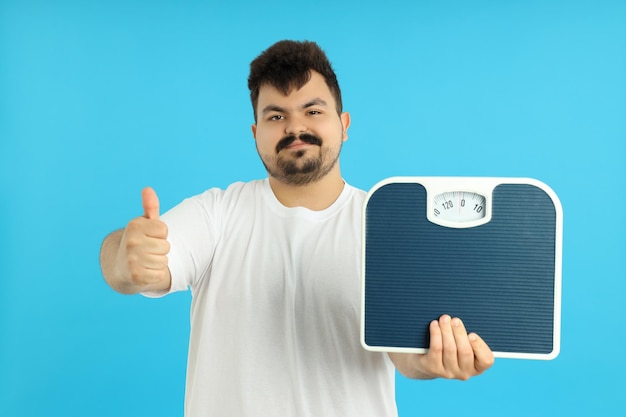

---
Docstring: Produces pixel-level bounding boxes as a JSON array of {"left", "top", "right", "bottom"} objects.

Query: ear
[
  {"left": 251, "top": 123, "right": 257, "bottom": 140},
  {"left": 340, "top": 112, "right": 351, "bottom": 142}
]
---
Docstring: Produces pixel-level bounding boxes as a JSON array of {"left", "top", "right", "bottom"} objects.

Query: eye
[
  {"left": 308, "top": 110, "right": 322, "bottom": 116},
  {"left": 268, "top": 114, "right": 284, "bottom": 121}
]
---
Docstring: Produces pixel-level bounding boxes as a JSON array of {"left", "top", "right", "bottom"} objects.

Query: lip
[{"left": 284, "top": 140, "right": 315, "bottom": 150}]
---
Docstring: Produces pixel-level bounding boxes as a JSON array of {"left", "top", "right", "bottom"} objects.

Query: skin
[
  {"left": 388, "top": 315, "right": 494, "bottom": 380},
  {"left": 99, "top": 69, "right": 494, "bottom": 381},
  {"left": 251, "top": 71, "right": 350, "bottom": 211},
  {"left": 99, "top": 187, "right": 172, "bottom": 294}
]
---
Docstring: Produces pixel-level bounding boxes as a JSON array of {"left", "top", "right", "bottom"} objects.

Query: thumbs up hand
[{"left": 114, "top": 187, "right": 172, "bottom": 293}]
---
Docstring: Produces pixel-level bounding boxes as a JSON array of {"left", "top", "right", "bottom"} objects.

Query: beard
[{"left": 258, "top": 133, "right": 342, "bottom": 185}]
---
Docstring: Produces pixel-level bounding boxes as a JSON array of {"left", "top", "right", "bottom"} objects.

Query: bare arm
[
  {"left": 388, "top": 315, "right": 495, "bottom": 381},
  {"left": 99, "top": 188, "right": 172, "bottom": 294}
]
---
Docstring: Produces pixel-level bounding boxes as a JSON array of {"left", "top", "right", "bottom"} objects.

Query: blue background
[{"left": 1, "top": 0, "right": 624, "bottom": 416}]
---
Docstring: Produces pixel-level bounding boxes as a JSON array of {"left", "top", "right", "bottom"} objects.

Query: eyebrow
[
  {"left": 260, "top": 97, "right": 328, "bottom": 116},
  {"left": 302, "top": 97, "right": 328, "bottom": 109}
]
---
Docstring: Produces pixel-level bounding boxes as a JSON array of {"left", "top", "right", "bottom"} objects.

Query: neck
[{"left": 268, "top": 166, "right": 345, "bottom": 211}]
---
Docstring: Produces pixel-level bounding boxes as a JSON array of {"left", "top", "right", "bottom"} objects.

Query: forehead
[{"left": 256, "top": 71, "right": 336, "bottom": 109}]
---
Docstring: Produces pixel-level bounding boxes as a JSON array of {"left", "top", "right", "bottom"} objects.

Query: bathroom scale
[{"left": 361, "top": 177, "right": 562, "bottom": 360}]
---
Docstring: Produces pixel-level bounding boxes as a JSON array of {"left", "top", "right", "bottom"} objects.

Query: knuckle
[
  {"left": 126, "top": 252, "right": 139, "bottom": 265},
  {"left": 128, "top": 267, "right": 145, "bottom": 284},
  {"left": 151, "top": 220, "right": 168, "bottom": 238},
  {"left": 126, "top": 258, "right": 147, "bottom": 283},
  {"left": 126, "top": 219, "right": 143, "bottom": 231},
  {"left": 125, "top": 236, "right": 141, "bottom": 248},
  {"left": 459, "top": 373, "right": 471, "bottom": 381},
  {"left": 443, "top": 370, "right": 456, "bottom": 379},
  {"left": 483, "top": 355, "right": 495, "bottom": 369}
]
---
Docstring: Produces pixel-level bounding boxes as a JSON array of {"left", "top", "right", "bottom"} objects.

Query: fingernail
[{"left": 469, "top": 333, "right": 477, "bottom": 342}]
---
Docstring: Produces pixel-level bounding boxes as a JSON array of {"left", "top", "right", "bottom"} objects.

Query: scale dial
[{"left": 433, "top": 191, "right": 487, "bottom": 223}]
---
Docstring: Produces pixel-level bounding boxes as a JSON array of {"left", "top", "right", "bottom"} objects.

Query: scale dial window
[{"left": 433, "top": 191, "right": 487, "bottom": 223}]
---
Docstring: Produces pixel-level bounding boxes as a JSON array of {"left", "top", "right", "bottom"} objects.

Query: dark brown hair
[{"left": 248, "top": 40, "right": 342, "bottom": 121}]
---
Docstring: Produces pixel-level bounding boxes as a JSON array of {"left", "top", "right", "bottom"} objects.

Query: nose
[{"left": 284, "top": 115, "right": 307, "bottom": 135}]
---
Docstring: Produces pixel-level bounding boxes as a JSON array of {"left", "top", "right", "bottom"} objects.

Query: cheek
[{"left": 255, "top": 133, "right": 277, "bottom": 154}]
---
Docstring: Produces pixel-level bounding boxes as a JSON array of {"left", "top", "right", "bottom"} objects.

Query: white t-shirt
[{"left": 152, "top": 179, "right": 397, "bottom": 417}]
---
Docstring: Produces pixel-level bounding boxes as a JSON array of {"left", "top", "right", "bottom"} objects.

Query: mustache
[{"left": 275, "top": 133, "right": 322, "bottom": 153}]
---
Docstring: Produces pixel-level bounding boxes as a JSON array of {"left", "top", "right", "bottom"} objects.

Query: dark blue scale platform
[{"left": 363, "top": 181, "right": 561, "bottom": 359}]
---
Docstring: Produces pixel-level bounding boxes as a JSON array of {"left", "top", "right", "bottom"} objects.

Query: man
[{"left": 100, "top": 40, "right": 494, "bottom": 416}]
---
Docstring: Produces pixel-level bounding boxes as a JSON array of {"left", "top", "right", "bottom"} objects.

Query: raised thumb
[{"left": 141, "top": 187, "right": 160, "bottom": 219}]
